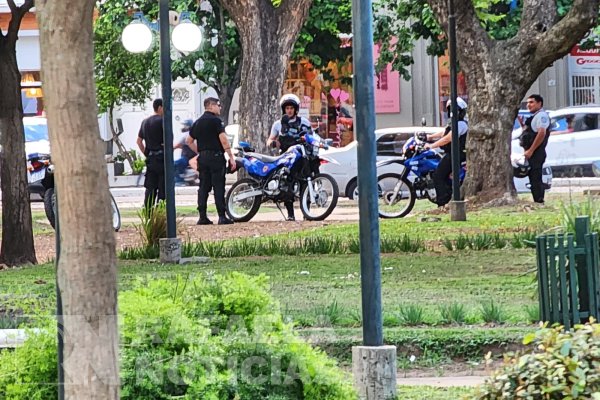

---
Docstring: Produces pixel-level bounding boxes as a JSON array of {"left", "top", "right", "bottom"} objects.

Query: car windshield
[{"left": 24, "top": 121, "right": 49, "bottom": 142}]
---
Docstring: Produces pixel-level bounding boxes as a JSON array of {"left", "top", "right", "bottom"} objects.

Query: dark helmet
[
  {"left": 182, "top": 119, "right": 193, "bottom": 132},
  {"left": 280, "top": 94, "right": 301, "bottom": 114},
  {"left": 511, "top": 154, "right": 530, "bottom": 178}
]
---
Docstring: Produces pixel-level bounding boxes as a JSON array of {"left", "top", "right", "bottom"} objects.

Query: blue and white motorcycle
[
  {"left": 375, "top": 133, "right": 466, "bottom": 218},
  {"left": 225, "top": 132, "right": 339, "bottom": 222}
]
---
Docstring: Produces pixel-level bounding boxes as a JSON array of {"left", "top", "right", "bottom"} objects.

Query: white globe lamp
[
  {"left": 122, "top": 21, "right": 153, "bottom": 53},
  {"left": 172, "top": 21, "right": 202, "bottom": 53}
]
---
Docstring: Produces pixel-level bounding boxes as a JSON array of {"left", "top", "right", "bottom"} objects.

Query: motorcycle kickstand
[{"left": 275, "top": 202, "right": 287, "bottom": 220}]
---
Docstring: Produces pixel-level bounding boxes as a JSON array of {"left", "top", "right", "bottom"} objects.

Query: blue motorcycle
[
  {"left": 375, "top": 133, "right": 466, "bottom": 218},
  {"left": 225, "top": 132, "right": 340, "bottom": 222}
]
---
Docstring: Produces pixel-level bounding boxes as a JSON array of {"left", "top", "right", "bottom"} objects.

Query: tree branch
[
  {"left": 7, "top": 0, "right": 35, "bottom": 42},
  {"left": 518, "top": 0, "right": 557, "bottom": 41},
  {"left": 535, "top": 0, "right": 600, "bottom": 62}
]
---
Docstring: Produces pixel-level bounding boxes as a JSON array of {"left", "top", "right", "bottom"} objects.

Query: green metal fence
[{"left": 536, "top": 216, "right": 600, "bottom": 330}]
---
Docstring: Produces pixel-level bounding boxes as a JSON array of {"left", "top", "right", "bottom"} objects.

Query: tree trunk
[
  {"left": 426, "top": 0, "right": 600, "bottom": 203},
  {"left": 218, "top": 60, "right": 242, "bottom": 126},
  {"left": 220, "top": 0, "right": 313, "bottom": 153},
  {"left": 0, "top": 18, "right": 37, "bottom": 266},
  {"left": 36, "top": 1, "right": 119, "bottom": 398}
]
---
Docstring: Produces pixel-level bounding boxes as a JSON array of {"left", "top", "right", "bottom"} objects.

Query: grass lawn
[{"left": 398, "top": 385, "right": 473, "bottom": 399}]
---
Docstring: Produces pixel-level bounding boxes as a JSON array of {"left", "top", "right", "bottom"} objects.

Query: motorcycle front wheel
[
  {"left": 226, "top": 178, "right": 262, "bottom": 222},
  {"left": 299, "top": 173, "right": 339, "bottom": 221},
  {"left": 377, "top": 173, "right": 416, "bottom": 218},
  {"left": 44, "top": 188, "right": 121, "bottom": 231}
]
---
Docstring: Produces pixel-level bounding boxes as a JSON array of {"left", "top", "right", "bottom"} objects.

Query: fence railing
[{"left": 536, "top": 216, "right": 600, "bottom": 329}]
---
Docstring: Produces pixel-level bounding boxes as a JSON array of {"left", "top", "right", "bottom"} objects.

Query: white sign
[{"left": 568, "top": 45, "right": 600, "bottom": 74}]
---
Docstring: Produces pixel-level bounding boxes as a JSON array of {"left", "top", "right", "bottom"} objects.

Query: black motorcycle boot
[
  {"left": 218, "top": 215, "right": 234, "bottom": 225},
  {"left": 285, "top": 202, "right": 295, "bottom": 221},
  {"left": 197, "top": 211, "right": 213, "bottom": 225}
]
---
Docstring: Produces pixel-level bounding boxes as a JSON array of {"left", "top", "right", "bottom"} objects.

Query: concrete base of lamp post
[
  {"left": 450, "top": 200, "right": 467, "bottom": 221},
  {"left": 159, "top": 237, "right": 182, "bottom": 264},
  {"left": 352, "top": 345, "right": 397, "bottom": 399}
]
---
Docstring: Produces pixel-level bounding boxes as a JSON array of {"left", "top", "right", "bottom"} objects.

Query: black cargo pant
[
  {"left": 433, "top": 154, "right": 454, "bottom": 207},
  {"left": 527, "top": 148, "right": 546, "bottom": 203},
  {"left": 197, "top": 150, "right": 226, "bottom": 217},
  {"left": 143, "top": 151, "right": 165, "bottom": 208}
]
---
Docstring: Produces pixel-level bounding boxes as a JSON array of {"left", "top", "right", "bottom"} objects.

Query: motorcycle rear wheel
[
  {"left": 226, "top": 178, "right": 262, "bottom": 222},
  {"left": 377, "top": 173, "right": 416, "bottom": 218},
  {"left": 44, "top": 188, "right": 121, "bottom": 231},
  {"left": 299, "top": 173, "right": 339, "bottom": 221}
]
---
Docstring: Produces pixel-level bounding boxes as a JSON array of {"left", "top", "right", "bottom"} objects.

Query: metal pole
[
  {"left": 352, "top": 0, "right": 383, "bottom": 346},
  {"left": 448, "top": 0, "right": 466, "bottom": 220},
  {"left": 448, "top": 0, "right": 460, "bottom": 201},
  {"left": 159, "top": 0, "right": 177, "bottom": 238},
  {"left": 55, "top": 188, "right": 64, "bottom": 400}
]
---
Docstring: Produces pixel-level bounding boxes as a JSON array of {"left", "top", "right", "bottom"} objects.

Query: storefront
[{"left": 568, "top": 45, "right": 600, "bottom": 105}]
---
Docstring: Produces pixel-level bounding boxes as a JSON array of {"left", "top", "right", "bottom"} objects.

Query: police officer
[
  {"left": 187, "top": 97, "right": 236, "bottom": 225},
  {"left": 266, "top": 94, "right": 312, "bottom": 221},
  {"left": 137, "top": 98, "right": 165, "bottom": 208},
  {"left": 518, "top": 94, "right": 550, "bottom": 204},
  {"left": 425, "top": 97, "right": 468, "bottom": 208}
]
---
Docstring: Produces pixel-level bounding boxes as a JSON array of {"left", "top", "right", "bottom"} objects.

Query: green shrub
[
  {"left": 399, "top": 304, "right": 425, "bottom": 326},
  {"left": 480, "top": 300, "right": 505, "bottom": 324},
  {"left": 0, "top": 273, "right": 356, "bottom": 399},
  {"left": 438, "top": 302, "right": 466, "bottom": 325},
  {"left": 560, "top": 194, "right": 600, "bottom": 235},
  {"left": 524, "top": 304, "right": 540, "bottom": 324},
  {"left": 136, "top": 200, "right": 168, "bottom": 248},
  {"left": 474, "top": 323, "right": 600, "bottom": 399}
]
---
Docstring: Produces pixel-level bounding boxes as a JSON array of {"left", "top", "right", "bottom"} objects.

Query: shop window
[{"left": 21, "top": 71, "right": 44, "bottom": 116}]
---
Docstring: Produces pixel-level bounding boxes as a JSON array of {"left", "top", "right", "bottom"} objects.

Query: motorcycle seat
[{"left": 245, "top": 152, "right": 284, "bottom": 163}]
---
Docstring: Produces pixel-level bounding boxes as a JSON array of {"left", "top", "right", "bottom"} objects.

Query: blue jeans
[{"left": 174, "top": 156, "right": 189, "bottom": 182}]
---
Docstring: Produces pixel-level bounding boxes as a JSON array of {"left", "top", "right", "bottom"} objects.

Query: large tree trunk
[
  {"left": 0, "top": 2, "right": 37, "bottom": 266},
  {"left": 220, "top": 0, "right": 313, "bottom": 153},
  {"left": 427, "top": 0, "right": 600, "bottom": 203},
  {"left": 36, "top": 1, "right": 120, "bottom": 398}
]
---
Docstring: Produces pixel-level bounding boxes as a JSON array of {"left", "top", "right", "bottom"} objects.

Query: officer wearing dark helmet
[
  {"left": 518, "top": 94, "right": 551, "bottom": 204},
  {"left": 266, "top": 94, "right": 312, "bottom": 221},
  {"left": 136, "top": 98, "right": 165, "bottom": 208}
]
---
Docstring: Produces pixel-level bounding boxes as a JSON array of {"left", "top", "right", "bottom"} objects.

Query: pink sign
[{"left": 374, "top": 44, "right": 400, "bottom": 114}]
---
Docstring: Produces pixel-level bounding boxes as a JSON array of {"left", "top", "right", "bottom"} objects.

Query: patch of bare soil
[{"left": 34, "top": 218, "right": 352, "bottom": 263}]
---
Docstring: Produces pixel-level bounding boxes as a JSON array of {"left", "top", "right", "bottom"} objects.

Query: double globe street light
[{"left": 122, "top": 3, "right": 202, "bottom": 261}]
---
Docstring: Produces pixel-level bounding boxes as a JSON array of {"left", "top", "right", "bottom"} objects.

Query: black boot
[
  {"left": 218, "top": 215, "right": 234, "bottom": 225},
  {"left": 197, "top": 213, "right": 213, "bottom": 225},
  {"left": 285, "top": 202, "right": 295, "bottom": 221}
]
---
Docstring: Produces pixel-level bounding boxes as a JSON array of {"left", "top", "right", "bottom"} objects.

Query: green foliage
[
  {"left": 480, "top": 299, "right": 505, "bottom": 324},
  {"left": 314, "top": 299, "right": 346, "bottom": 327},
  {"left": 128, "top": 150, "right": 146, "bottom": 174},
  {"left": 399, "top": 304, "right": 426, "bottom": 326},
  {"left": 525, "top": 304, "right": 540, "bottom": 324},
  {"left": 475, "top": 323, "right": 600, "bottom": 399},
  {"left": 0, "top": 322, "right": 58, "bottom": 399},
  {"left": 119, "top": 233, "right": 425, "bottom": 260},
  {"left": 136, "top": 200, "right": 168, "bottom": 248},
  {"left": 94, "top": 0, "right": 161, "bottom": 113},
  {"left": 560, "top": 194, "right": 600, "bottom": 235},
  {"left": 0, "top": 274, "right": 356, "bottom": 399},
  {"left": 438, "top": 302, "right": 466, "bottom": 325}
]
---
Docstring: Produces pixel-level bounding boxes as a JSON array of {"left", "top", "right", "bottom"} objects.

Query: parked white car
[
  {"left": 322, "top": 126, "right": 552, "bottom": 198},
  {"left": 511, "top": 105, "right": 600, "bottom": 177}
]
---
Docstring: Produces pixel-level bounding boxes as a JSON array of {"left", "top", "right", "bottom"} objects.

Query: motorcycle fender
[
  {"left": 375, "top": 158, "right": 404, "bottom": 168},
  {"left": 319, "top": 156, "right": 340, "bottom": 165}
]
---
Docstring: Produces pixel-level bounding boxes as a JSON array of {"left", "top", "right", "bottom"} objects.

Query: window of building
[{"left": 20, "top": 71, "right": 44, "bottom": 116}]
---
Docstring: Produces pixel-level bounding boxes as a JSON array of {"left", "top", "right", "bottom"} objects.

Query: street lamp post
[
  {"left": 448, "top": 0, "right": 467, "bottom": 221},
  {"left": 122, "top": 5, "right": 202, "bottom": 261}
]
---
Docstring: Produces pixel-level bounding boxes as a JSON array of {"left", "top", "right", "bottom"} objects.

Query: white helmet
[
  {"left": 446, "top": 97, "right": 467, "bottom": 111},
  {"left": 280, "top": 94, "right": 301, "bottom": 114}
]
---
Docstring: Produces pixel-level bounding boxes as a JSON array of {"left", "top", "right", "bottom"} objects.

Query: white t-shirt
[
  {"left": 269, "top": 116, "right": 312, "bottom": 139},
  {"left": 455, "top": 120, "right": 468, "bottom": 136},
  {"left": 531, "top": 109, "right": 550, "bottom": 132}
]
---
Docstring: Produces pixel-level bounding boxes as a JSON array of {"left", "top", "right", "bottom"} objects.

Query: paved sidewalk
[{"left": 397, "top": 375, "right": 486, "bottom": 387}]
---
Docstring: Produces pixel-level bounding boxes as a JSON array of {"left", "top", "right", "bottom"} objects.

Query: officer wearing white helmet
[
  {"left": 424, "top": 97, "right": 468, "bottom": 208},
  {"left": 266, "top": 94, "right": 312, "bottom": 221}
]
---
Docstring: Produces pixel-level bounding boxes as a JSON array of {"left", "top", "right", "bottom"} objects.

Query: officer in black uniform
[
  {"left": 425, "top": 97, "right": 469, "bottom": 208},
  {"left": 186, "top": 97, "right": 236, "bottom": 225},
  {"left": 137, "top": 98, "right": 165, "bottom": 208}
]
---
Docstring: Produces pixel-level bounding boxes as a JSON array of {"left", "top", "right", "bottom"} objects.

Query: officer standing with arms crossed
[
  {"left": 187, "top": 97, "right": 236, "bottom": 225},
  {"left": 137, "top": 98, "right": 165, "bottom": 208}
]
